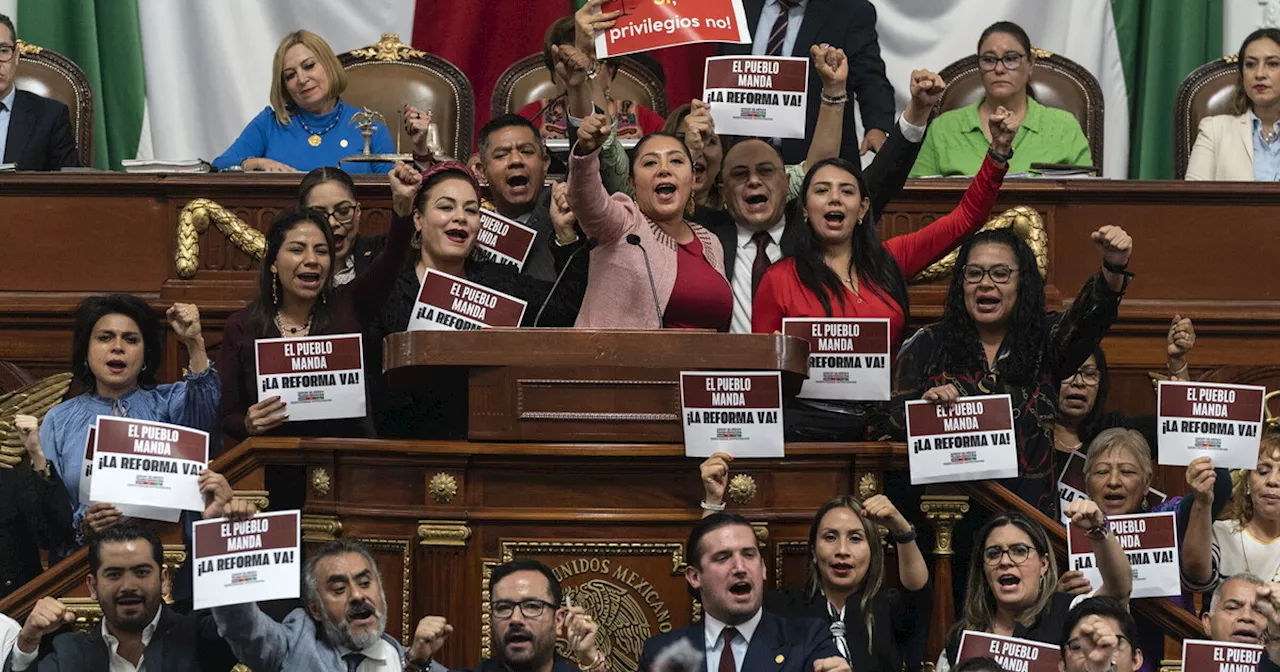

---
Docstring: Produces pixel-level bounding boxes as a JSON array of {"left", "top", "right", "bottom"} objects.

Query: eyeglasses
[
  {"left": 0, "top": 45, "right": 15, "bottom": 63},
  {"left": 978, "top": 53, "right": 1026, "bottom": 71},
  {"left": 962, "top": 264, "right": 1018, "bottom": 284},
  {"left": 1065, "top": 634, "right": 1131, "bottom": 656},
  {"left": 1066, "top": 367, "right": 1102, "bottom": 386},
  {"left": 491, "top": 598, "right": 557, "bottom": 620},
  {"left": 982, "top": 543, "right": 1035, "bottom": 566},
  {"left": 309, "top": 203, "right": 359, "bottom": 225}
]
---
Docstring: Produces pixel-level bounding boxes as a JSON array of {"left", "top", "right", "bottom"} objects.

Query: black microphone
[
  {"left": 651, "top": 638, "right": 703, "bottom": 672},
  {"left": 626, "top": 234, "right": 663, "bottom": 328},
  {"left": 533, "top": 237, "right": 597, "bottom": 327}
]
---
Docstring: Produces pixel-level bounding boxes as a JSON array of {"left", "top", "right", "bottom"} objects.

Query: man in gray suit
[{"left": 213, "top": 538, "right": 451, "bottom": 672}]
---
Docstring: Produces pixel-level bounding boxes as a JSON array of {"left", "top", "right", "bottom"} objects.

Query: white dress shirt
[
  {"left": 703, "top": 608, "right": 763, "bottom": 672},
  {"left": 339, "top": 637, "right": 402, "bottom": 671},
  {"left": 751, "top": 0, "right": 808, "bottom": 57},
  {"left": 0, "top": 85, "right": 15, "bottom": 164},
  {"left": 729, "top": 216, "right": 787, "bottom": 334},
  {"left": 12, "top": 607, "right": 163, "bottom": 672},
  {"left": 1, "top": 613, "right": 18, "bottom": 666}
]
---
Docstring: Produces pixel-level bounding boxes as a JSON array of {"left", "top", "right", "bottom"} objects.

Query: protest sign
[
  {"left": 957, "top": 631, "right": 1061, "bottom": 672},
  {"left": 255, "top": 333, "right": 366, "bottom": 423},
  {"left": 906, "top": 394, "right": 1017, "bottom": 484},
  {"left": 782, "top": 318, "right": 890, "bottom": 401},
  {"left": 595, "top": 0, "right": 750, "bottom": 57},
  {"left": 472, "top": 209, "right": 537, "bottom": 270},
  {"left": 81, "top": 423, "right": 181, "bottom": 523},
  {"left": 1158, "top": 381, "right": 1265, "bottom": 470},
  {"left": 704, "top": 56, "right": 809, "bottom": 138},
  {"left": 1067, "top": 511, "right": 1180, "bottom": 599},
  {"left": 681, "top": 371, "right": 783, "bottom": 458},
  {"left": 88, "top": 417, "right": 207, "bottom": 516},
  {"left": 192, "top": 510, "right": 302, "bottom": 610},
  {"left": 408, "top": 269, "right": 527, "bottom": 331},
  {"left": 1181, "top": 639, "right": 1263, "bottom": 672}
]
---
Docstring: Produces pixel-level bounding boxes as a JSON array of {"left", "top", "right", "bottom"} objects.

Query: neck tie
[
  {"left": 343, "top": 652, "right": 365, "bottom": 672},
  {"left": 719, "top": 627, "right": 739, "bottom": 672},
  {"left": 750, "top": 232, "right": 773, "bottom": 296},
  {"left": 828, "top": 604, "right": 851, "bottom": 660},
  {"left": 765, "top": 2, "right": 789, "bottom": 56}
]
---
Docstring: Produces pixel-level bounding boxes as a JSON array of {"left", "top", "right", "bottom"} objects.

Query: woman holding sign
[
  {"left": 1186, "top": 434, "right": 1280, "bottom": 592},
  {"left": 367, "top": 163, "right": 583, "bottom": 438},
  {"left": 938, "top": 505, "right": 1132, "bottom": 672},
  {"left": 218, "top": 163, "right": 419, "bottom": 443},
  {"left": 36, "top": 295, "right": 217, "bottom": 544},
  {"left": 700, "top": 454, "right": 930, "bottom": 671}
]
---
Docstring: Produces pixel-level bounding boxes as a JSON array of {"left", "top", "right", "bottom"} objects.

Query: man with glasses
[
  {"left": 1058, "top": 596, "right": 1142, "bottom": 672},
  {"left": 463, "top": 558, "right": 604, "bottom": 672},
  {"left": 0, "top": 14, "right": 79, "bottom": 171}
]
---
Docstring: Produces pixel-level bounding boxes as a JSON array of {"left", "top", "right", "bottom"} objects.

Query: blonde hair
[
  {"left": 1082, "top": 428, "right": 1154, "bottom": 486},
  {"left": 269, "top": 30, "right": 347, "bottom": 125},
  {"left": 1227, "top": 433, "right": 1280, "bottom": 526}
]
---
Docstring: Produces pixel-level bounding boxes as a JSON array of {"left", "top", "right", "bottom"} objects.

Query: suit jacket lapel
[
  {"left": 744, "top": 0, "right": 765, "bottom": 38},
  {"left": 744, "top": 611, "right": 785, "bottom": 671},
  {"left": 1239, "top": 114, "right": 1255, "bottom": 165},
  {"left": 4, "top": 91, "right": 36, "bottom": 165},
  {"left": 792, "top": 0, "right": 833, "bottom": 58}
]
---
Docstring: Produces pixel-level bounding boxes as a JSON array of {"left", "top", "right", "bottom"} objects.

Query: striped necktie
[{"left": 765, "top": 3, "right": 790, "bottom": 56}]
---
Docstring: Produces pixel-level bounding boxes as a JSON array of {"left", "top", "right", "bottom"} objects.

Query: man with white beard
[{"left": 213, "top": 538, "right": 452, "bottom": 672}]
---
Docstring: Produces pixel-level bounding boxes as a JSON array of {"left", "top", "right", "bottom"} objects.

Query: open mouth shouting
[
  {"left": 1100, "top": 491, "right": 1129, "bottom": 511},
  {"left": 104, "top": 358, "right": 129, "bottom": 376},
  {"left": 828, "top": 561, "right": 854, "bottom": 580},
  {"left": 443, "top": 227, "right": 471, "bottom": 245},
  {"left": 347, "top": 601, "right": 378, "bottom": 629},
  {"left": 332, "top": 232, "right": 347, "bottom": 254},
  {"left": 995, "top": 572, "right": 1022, "bottom": 596},
  {"left": 652, "top": 180, "right": 680, "bottom": 205},
  {"left": 820, "top": 209, "right": 848, "bottom": 231},
  {"left": 727, "top": 579, "right": 754, "bottom": 603},
  {"left": 505, "top": 174, "right": 532, "bottom": 198},
  {"left": 973, "top": 294, "right": 1003, "bottom": 314},
  {"left": 115, "top": 593, "right": 145, "bottom": 617},
  {"left": 295, "top": 271, "right": 324, "bottom": 293},
  {"left": 1061, "top": 391, "right": 1090, "bottom": 411},
  {"left": 741, "top": 192, "right": 770, "bottom": 215},
  {"left": 503, "top": 627, "right": 534, "bottom": 653},
  {"left": 1231, "top": 623, "right": 1262, "bottom": 644}
]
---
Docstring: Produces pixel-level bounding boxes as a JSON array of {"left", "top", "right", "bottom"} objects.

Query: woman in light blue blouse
[
  {"left": 212, "top": 30, "right": 397, "bottom": 174},
  {"left": 36, "top": 294, "right": 219, "bottom": 547}
]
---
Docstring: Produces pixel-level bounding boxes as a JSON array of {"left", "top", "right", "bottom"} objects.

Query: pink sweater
[{"left": 568, "top": 150, "right": 726, "bottom": 329}]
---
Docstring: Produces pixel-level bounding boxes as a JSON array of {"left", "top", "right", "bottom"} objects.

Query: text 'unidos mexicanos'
[
  {"left": 284, "top": 340, "right": 332, "bottom": 371},
  {"left": 705, "top": 376, "right": 751, "bottom": 406},
  {"left": 126, "top": 423, "right": 179, "bottom": 456}
]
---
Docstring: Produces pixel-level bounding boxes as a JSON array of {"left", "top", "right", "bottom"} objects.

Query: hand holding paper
[
  {"left": 922, "top": 383, "right": 962, "bottom": 404},
  {"left": 245, "top": 396, "right": 288, "bottom": 436},
  {"left": 1055, "top": 569, "right": 1094, "bottom": 595},
  {"left": 85, "top": 502, "right": 123, "bottom": 535},
  {"left": 389, "top": 161, "right": 423, "bottom": 217},
  {"left": 408, "top": 615, "right": 454, "bottom": 663},
  {"left": 575, "top": 0, "right": 619, "bottom": 57},
  {"left": 682, "top": 99, "right": 714, "bottom": 164},
  {"left": 199, "top": 469, "right": 234, "bottom": 520},
  {"left": 1186, "top": 456, "right": 1216, "bottom": 504}
]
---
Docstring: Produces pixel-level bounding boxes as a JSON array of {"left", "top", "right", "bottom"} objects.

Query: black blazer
[
  {"left": 11, "top": 606, "right": 239, "bottom": 672},
  {"left": 0, "top": 465, "right": 73, "bottom": 599},
  {"left": 3, "top": 90, "right": 79, "bottom": 171},
  {"left": 705, "top": 119, "right": 923, "bottom": 285},
  {"left": 765, "top": 586, "right": 932, "bottom": 672},
  {"left": 718, "top": 0, "right": 896, "bottom": 164},
  {"left": 637, "top": 610, "right": 840, "bottom": 672}
]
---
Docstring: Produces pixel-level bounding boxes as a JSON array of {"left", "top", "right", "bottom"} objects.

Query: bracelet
[
  {"left": 1085, "top": 515, "right": 1111, "bottom": 540},
  {"left": 700, "top": 500, "right": 726, "bottom": 512},
  {"left": 403, "top": 657, "right": 434, "bottom": 672},
  {"left": 987, "top": 146, "right": 1013, "bottom": 164},
  {"left": 582, "top": 651, "right": 608, "bottom": 672},
  {"left": 586, "top": 63, "right": 600, "bottom": 80},
  {"left": 892, "top": 525, "right": 918, "bottom": 545},
  {"left": 820, "top": 92, "right": 849, "bottom": 105},
  {"left": 1102, "top": 259, "right": 1129, "bottom": 274}
]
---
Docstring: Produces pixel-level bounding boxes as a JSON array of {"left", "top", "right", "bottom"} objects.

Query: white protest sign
[
  {"left": 255, "top": 333, "right": 366, "bottom": 423},
  {"left": 1057, "top": 449, "right": 1167, "bottom": 525},
  {"left": 472, "top": 209, "right": 537, "bottom": 270},
  {"left": 192, "top": 510, "right": 302, "bottom": 610},
  {"left": 906, "top": 394, "right": 1017, "bottom": 485},
  {"left": 81, "top": 421, "right": 181, "bottom": 523},
  {"left": 681, "top": 371, "right": 783, "bottom": 458},
  {"left": 1158, "top": 381, "right": 1265, "bottom": 469},
  {"left": 1067, "top": 511, "right": 1180, "bottom": 599},
  {"left": 1181, "top": 639, "right": 1263, "bottom": 672},
  {"left": 956, "top": 631, "right": 1061, "bottom": 672},
  {"left": 703, "top": 56, "right": 809, "bottom": 139},
  {"left": 408, "top": 269, "right": 527, "bottom": 331},
  {"left": 88, "top": 417, "right": 207, "bottom": 516},
  {"left": 782, "top": 318, "right": 891, "bottom": 401}
]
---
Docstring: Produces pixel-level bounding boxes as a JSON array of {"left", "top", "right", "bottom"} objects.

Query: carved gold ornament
[
  {"left": 16, "top": 40, "right": 43, "bottom": 56},
  {"left": 176, "top": 199, "right": 266, "bottom": 279},
  {"left": 232, "top": 490, "right": 270, "bottom": 512},
  {"left": 857, "top": 473, "right": 880, "bottom": 500},
  {"left": 302, "top": 514, "right": 343, "bottom": 542},
  {"left": 347, "top": 34, "right": 427, "bottom": 62},
  {"left": 428, "top": 472, "right": 459, "bottom": 504},
  {"left": 162, "top": 545, "right": 188, "bottom": 604},
  {"left": 0, "top": 372, "right": 73, "bottom": 468},
  {"left": 417, "top": 520, "right": 471, "bottom": 547},
  {"left": 311, "top": 468, "right": 332, "bottom": 497},
  {"left": 912, "top": 206, "right": 1047, "bottom": 284},
  {"left": 727, "top": 474, "right": 756, "bottom": 505},
  {"left": 921, "top": 495, "right": 970, "bottom": 556},
  {"left": 1265, "top": 390, "right": 1280, "bottom": 431},
  {"left": 751, "top": 522, "right": 770, "bottom": 543},
  {"left": 59, "top": 598, "right": 103, "bottom": 633},
  {"left": 557, "top": 579, "right": 651, "bottom": 671}
]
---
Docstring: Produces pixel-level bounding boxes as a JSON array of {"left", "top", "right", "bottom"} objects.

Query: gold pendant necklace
[{"left": 308, "top": 134, "right": 322, "bottom": 147}]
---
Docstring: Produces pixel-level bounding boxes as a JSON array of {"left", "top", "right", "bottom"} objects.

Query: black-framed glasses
[
  {"left": 309, "top": 203, "right": 359, "bottom": 225},
  {"left": 982, "top": 543, "right": 1035, "bottom": 566},
  {"left": 962, "top": 264, "right": 1018, "bottom": 285},
  {"left": 1065, "top": 634, "right": 1132, "bottom": 656},
  {"left": 978, "top": 53, "right": 1026, "bottom": 71},
  {"left": 0, "top": 45, "right": 15, "bottom": 63},
  {"left": 491, "top": 598, "right": 557, "bottom": 620},
  {"left": 1066, "top": 367, "right": 1102, "bottom": 386}
]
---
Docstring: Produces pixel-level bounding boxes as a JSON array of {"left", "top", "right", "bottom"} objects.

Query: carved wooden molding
[
  {"left": 773, "top": 540, "right": 809, "bottom": 590},
  {"left": 358, "top": 537, "right": 413, "bottom": 646},
  {"left": 728, "top": 474, "right": 757, "bottom": 505},
  {"left": 301, "top": 514, "right": 343, "bottom": 542},
  {"left": 428, "top": 472, "right": 459, "bottom": 504},
  {"left": 233, "top": 489, "right": 269, "bottom": 512},
  {"left": 921, "top": 495, "right": 970, "bottom": 556},
  {"left": 416, "top": 520, "right": 471, "bottom": 547}
]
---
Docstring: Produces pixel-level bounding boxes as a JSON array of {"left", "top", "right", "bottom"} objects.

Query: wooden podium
[{"left": 382, "top": 329, "right": 811, "bottom": 442}]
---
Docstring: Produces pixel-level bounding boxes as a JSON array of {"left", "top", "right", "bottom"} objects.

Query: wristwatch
[
  {"left": 987, "top": 146, "right": 1014, "bottom": 164},
  {"left": 892, "top": 525, "right": 918, "bottom": 545},
  {"left": 403, "top": 657, "right": 434, "bottom": 672}
]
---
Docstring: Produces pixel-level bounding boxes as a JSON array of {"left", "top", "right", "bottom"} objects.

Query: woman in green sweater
[{"left": 910, "top": 21, "right": 1092, "bottom": 177}]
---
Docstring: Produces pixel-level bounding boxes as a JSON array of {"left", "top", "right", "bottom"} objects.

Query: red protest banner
[{"left": 595, "top": 0, "right": 751, "bottom": 58}]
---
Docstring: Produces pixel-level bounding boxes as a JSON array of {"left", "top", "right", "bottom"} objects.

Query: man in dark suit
[
  {"left": 1, "top": 415, "right": 73, "bottom": 601},
  {"left": 6, "top": 524, "right": 239, "bottom": 672},
  {"left": 0, "top": 15, "right": 79, "bottom": 171},
  {"left": 706, "top": 69, "right": 945, "bottom": 334},
  {"left": 637, "top": 513, "right": 848, "bottom": 672},
  {"left": 717, "top": 0, "right": 896, "bottom": 165}
]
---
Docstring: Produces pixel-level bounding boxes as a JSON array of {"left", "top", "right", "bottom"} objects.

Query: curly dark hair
[
  {"left": 790, "top": 158, "right": 909, "bottom": 335},
  {"left": 933, "top": 228, "right": 1045, "bottom": 384},
  {"left": 243, "top": 208, "right": 336, "bottom": 338},
  {"left": 71, "top": 294, "right": 163, "bottom": 392}
]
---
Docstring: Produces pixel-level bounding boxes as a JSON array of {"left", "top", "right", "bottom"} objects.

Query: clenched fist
[
  {"left": 575, "top": 113, "right": 612, "bottom": 155},
  {"left": 700, "top": 452, "right": 732, "bottom": 506},
  {"left": 408, "top": 615, "right": 453, "bottom": 663},
  {"left": 18, "top": 596, "right": 75, "bottom": 654}
]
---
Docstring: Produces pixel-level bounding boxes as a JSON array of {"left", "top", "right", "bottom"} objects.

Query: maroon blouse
[{"left": 663, "top": 235, "right": 732, "bottom": 331}]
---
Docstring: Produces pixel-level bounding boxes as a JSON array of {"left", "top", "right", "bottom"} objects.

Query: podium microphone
[
  {"left": 626, "top": 234, "right": 663, "bottom": 328},
  {"left": 533, "top": 237, "right": 597, "bottom": 327}
]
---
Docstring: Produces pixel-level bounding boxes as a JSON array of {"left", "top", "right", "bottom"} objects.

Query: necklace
[
  {"left": 296, "top": 103, "right": 342, "bottom": 147},
  {"left": 1054, "top": 435, "right": 1082, "bottom": 452},
  {"left": 274, "top": 313, "right": 313, "bottom": 337}
]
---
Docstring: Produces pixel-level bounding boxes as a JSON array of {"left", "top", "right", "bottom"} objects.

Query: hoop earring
[
  {"left": 141, "top": 364, "right": 147, "bottom": 372},
  {"left": 411, "top": 230, "right": 422, "bottom": 250},
  {"left": 272, "top": 273, "right": 280, "bottom": 306}
]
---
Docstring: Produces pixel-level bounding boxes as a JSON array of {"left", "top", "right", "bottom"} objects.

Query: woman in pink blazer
[
  {"left": 567, "top": 113, "right": 732, "bottom": 330},
  {"left": 1186, "top": 28, "right": 1280, "bottom": 181}
]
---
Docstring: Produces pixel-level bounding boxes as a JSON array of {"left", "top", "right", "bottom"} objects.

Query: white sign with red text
[
  {"left": 906, "top": 394, "right": 1017, "bottom": 484},
  {"left": 255, "top": 333, "right": 366, "bottom": 422},
  {"left": 192, "top": 510, "right": 301, "bottom": 610},
  {"left": 88, "top": 417, "right": 207, "bottom": 516}
]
